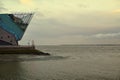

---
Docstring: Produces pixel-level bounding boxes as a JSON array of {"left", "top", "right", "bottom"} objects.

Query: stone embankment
[{"left": 0, "top": 46, "right": 50, "bottom": 55}]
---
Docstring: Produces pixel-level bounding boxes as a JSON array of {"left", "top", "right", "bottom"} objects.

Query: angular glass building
[{"left": 0, "top": 13, "right": 34, "bottom": 45}]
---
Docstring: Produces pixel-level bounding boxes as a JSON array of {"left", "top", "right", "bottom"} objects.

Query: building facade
[{"left": 0, "top": 13, "right": 33, "bottom": 45}]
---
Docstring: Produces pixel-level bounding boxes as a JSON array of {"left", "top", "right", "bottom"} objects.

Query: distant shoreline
[{"left": 36, "top": 44, "right": 120, "bottom": 46}]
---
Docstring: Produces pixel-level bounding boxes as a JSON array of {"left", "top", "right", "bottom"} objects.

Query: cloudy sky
[{"left": 1, "top": 0, "right": 120, "bottom": 45}]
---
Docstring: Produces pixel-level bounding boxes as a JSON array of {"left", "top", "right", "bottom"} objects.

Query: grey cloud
[
  {"left": 33, "top": 10, "right": 45, "bottom": 16},
  {"left": 21, "top": 11, "right": 120, "bottom": 45},
  {"left": 0, "top": 7, "right": 7, "bottom": 12},
  {"left": 78, "top": 4, "right": 88, "bottom": 8},
  {"left": 0, "top": 2, "right": 7, "bottom": 12},
  {"left": 30, "top": 12, "right": 120, "bottom": 38}
]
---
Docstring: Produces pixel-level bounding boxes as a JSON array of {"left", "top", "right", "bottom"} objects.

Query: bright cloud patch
[
  {"left": 94, "top": 32, "right": 120, "bottom": 38},
  {"left": 19, "top": 0, "right": 34, "bottom": 6},
  {"left": 112, "top": 9, "right": 120, "bottom": 14}
]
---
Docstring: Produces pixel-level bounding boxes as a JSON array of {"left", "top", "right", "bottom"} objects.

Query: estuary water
[{"left": 0, "top": 45, "right": 120, "bottom": 80}]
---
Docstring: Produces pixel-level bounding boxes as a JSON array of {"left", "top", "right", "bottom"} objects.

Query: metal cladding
[
  {"left": 0, "top": 13, "right": 34, "bottom": 41},
  {"left": 0, "top": 13, "right": 34, "bottom": 45}
]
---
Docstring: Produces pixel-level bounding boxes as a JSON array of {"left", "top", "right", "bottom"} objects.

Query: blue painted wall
[{"left": 0, "top": 14, "right": 26, "bottom": 41}]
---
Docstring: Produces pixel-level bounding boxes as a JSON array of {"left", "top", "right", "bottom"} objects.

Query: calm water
[{"left": 0, "top": 45, "right": 120, "bottom": 80}]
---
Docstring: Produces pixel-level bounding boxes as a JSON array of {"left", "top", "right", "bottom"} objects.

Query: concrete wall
[{"left": 0, "top": 27, "right": 18, "bottom": 45}]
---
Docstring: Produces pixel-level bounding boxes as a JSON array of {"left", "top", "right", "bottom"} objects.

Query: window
[
  {"left": 8, "top": 36, "right": 10, "bottom": 38},
  {"left": 10, "top": 40, "right": 12, "bottom": 42},
  {"left": 1, "top": 36, "right": 3, "bottom": 39}
]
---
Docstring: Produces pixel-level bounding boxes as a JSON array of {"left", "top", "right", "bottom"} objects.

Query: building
[{"left": 0, "top": 13, "right": 34, "bottom": 45}]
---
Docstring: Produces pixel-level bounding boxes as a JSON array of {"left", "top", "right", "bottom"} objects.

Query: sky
[{"left": 0, "top": 0, "right": 120, "bottom": 45}]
